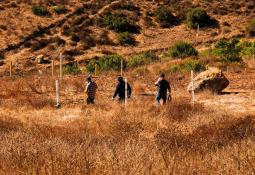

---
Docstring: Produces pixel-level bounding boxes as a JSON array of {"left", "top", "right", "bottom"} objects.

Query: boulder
[
  {"left": 35, "top": 55, "right": 51, "bottom": 64},
  {"left": 187, "top": 67, "right": 229, "bottom": 93}
]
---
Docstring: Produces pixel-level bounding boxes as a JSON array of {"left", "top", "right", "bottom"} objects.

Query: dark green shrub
[
  {"left": 52, "top": 6, "right": 68, "bottom": 14},
  {"left": 32, "top": 6, "right": 50, "bottom": 16},
  {"left": 214, "top": 39, "right": 242, "bottom": 63},
  {"left": 86, "top": 55, "right": 126, "bottom": 73},
  {"left": 184, "top": 60, "right": 205, "bottom": 72},
  {"left": 0, "top": 52, "right": 4, "bottom": 60},
  {"left": 128, "top": 51, "right": 159, "bottom": 67},
  {"left": 246, "top": 18, "right": 255, "bottom": 37},
  {"left": 64, "top": 62, "right": 81, "bottom": 75},
  {"left": 96, "top": 13, "right": 139, "bottom": 33},
  {"left": 117, "top": 32, "right": 136, "bottom": 46},
  {"left": 154, "top": 6, "right": 178, "bottom": 28},
  {"left": 186, "top": 8, "right": 213, "bottom": 29},
  {"left": 168, "top": 41, "right": 198, "bottom": 59}
]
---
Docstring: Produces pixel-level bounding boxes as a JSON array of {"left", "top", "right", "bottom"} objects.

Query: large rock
[
  {"left": 35, "top": 55, "right": 51, "bottom": 64},
  {"left": 187, "top": 67, "right": 229, "bottom": 93}
]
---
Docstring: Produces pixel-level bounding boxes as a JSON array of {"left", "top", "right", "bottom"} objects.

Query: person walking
[
  {"left": 155, "top": 73, "right": 171, "bottom": 106},
  {"left": 112, "top": 76, "right": 131, "bottom": 102},
  {"left": 85, "top": 76, "right": 98, "bottom": 104}
]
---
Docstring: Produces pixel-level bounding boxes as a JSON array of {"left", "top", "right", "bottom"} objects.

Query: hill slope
[{"left": 0, "top": 0, "right": 254, "bottom": 74}]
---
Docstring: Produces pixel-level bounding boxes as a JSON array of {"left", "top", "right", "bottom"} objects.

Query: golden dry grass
[{"left": 0, "top": 69, "right": 254, "bottom": 175}]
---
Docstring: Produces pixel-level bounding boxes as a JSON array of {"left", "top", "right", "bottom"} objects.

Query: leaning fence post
[
  {"left": 125, "top": 78, "right": 128, "bottom": 106},
  {"left": 59, "top": 54, "right": 63, "bottom": 81},
  {"left": 9, "top": 61, "right": 12, "bottom": 77},
  {"left": 55, "top": 79, "right": 61, "bottom": 108},
  {"left": 191, "top": 70, "right": 195, "bottom": 104}
]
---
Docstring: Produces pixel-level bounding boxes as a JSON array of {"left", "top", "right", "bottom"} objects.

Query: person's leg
[
  {"left": 162, "top": 94, "right": 167, "bottom": 105},
  {"left": 156, "top": 94, "right": 161, "bottom": 106},
  {"left": 87, "top": 97, "right": 94, "bottom": 104}
]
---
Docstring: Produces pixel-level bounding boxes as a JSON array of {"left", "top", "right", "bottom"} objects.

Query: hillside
[{"left": 0, "top": 0, "right": 254, "bottom": 74}]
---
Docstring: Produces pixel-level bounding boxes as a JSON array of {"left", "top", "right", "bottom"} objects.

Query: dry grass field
[{"left": 0, "top": 67, "right": 254, "bottom": 175}]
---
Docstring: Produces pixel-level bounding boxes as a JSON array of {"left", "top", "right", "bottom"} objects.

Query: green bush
[
  {"left": 154, "top": 6, "right": 177, "bottom": 28},
  {"left": 186, "top": 8, "right": 212, "bottom": 29},
  {"left": 32, "top": 6, "right": 50, "bottom": 16},
  {"left": 64, "top": 63, "right": 81, "bottom": 75},
  {"left": 128, "top": 51, "right": 159, "bottom": 67},
  {"left": 169, "top": 64, "right": 181, "bottom": 73},
  {"left": 52, "top": 6, "right": 68, "bottom": 14},
  {"left": 86, "top": 55, "right": 126, "bottom": 73},
  {"left": 214, "top": 39, "right": 242, "bottom": 63},
  {"left": 236, "top": 41, "right": 255, "bottom": 56},
  {"left": 117, "top": 32, "right": 136, "bottom": 46},
  {"left": 184, "top": 60, "right": 205, "bottom": 72},
  {"left": 246, "top": 18, "right": 255, "bottom": 37},
  {"left": 96, "top": 13, "right": 139, "bottom": 33},
  {"left": 168, "top": 41, "right": 198, "bottom": 59}
]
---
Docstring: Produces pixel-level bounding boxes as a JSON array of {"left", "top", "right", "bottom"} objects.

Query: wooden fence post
[
  {"left": 52, "top": 60, "right": 54, "bottom": 77},
  {"left": 55, "top": 79, "right": 61, "bottom": 108},
  {"left": 196, "top": 24, "right": 200, "bottom": 36},
  {"left": 9, "top": 61, "right": 12, "bottom": 77},
  {"left": 121, "top": 59, "right": 123, "bottom": 76},
  {"left": 125, "top": 78, "right": 127, "bottom": 105},
  {"left": 95, "top": 64, "right": 97, "bottom": 76},
  {"left": 191, "top": 70, "right": 195, "bottom": 104},
  {"left": 59, "top": 54, "right": 63, "bottom": 81}
]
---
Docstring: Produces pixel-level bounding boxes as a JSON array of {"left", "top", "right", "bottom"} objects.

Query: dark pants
[
  {"left": 87, "top": 97, "right": 94, "bottom": 104},
  {"left": 156, "top": 93, "right": 167, "bottom": 105}
]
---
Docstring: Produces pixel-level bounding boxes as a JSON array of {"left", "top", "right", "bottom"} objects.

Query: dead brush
[
  {"left": 156, "top": 115, "right": 255, "bottom": 155},
  {"left": 160, "top": 97, "right": 206, "bottom": 121}
]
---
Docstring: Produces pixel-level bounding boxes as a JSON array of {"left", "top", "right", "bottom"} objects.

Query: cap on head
[{"left": 160, "top": 73, "right": 165, "bottom": 78}]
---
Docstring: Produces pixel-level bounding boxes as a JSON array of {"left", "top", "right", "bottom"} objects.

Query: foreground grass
[{"left": 0, "top": 72, "right": 254, "bottom": 174}]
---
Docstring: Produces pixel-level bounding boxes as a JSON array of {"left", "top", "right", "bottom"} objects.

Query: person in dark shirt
[
  {"left": 155, "top": 73, "right": 171, "bottom": 105},
  {"left": 112, "top": 76, "right": 131, "bottom": 102},
  {"left": 85, "top": 76, "right": 98, "bottom": 104}
]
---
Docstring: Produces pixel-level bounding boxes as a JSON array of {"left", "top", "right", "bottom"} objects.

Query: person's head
[
  {"left": 159, "top": 73, "right": 165, "bottom": 80},
  {"left": 86, "top": 76, "right": 92, "bottom": 82},
  {"left": 118, "top": 76, "right": 123, "bottom": 82}
]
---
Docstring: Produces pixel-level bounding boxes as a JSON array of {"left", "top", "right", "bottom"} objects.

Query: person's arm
[
  {"left": 167, "top": 82, "right": 171, "bottom": 94},
  {"left": 155, "top": 78, "right": 160, "bottom": 86},
  {"left": 113, "top": 83, "right": 120, "bottom": 99}
]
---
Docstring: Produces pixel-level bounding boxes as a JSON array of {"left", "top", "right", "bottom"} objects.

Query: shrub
[
  {"left": 32, "top": 6, "right": 50, "bottom": 16},
  {"left": 128, "top": 51, "right": 159, "bottom": 67},
  {"left": 64, "top": 62, "right": 81, "bottom": 75},
  {"left": 52, "top": 6, "right": 68, "bottom": 14},
  {"left": 236, "top": 41, "right": 255, "bottom": 56},
  {"left": 184, "top": 60, "right": 205, "bottom": 72},
  {"left": 154, "top": 6, "right": 178, "bottom": 28},
  {"left": 96, "top": 13, "right": 139, "bottom": 33},
  {"left": 86, "top": 55, "right": 126, "bottom": 73},
  {"left": 169, "top": 64, "right": 181, "bottom": 73},
  {"left": 168, "top": 41, "right": 198, "bottom": 59},
  {"left": 117, "top": 32, "right": 136, "bottom": 46},
  {"left": 186, "top": 8, "right": 212, "bottom": 29},
  {"left": 246, "top": 18, "right": 255, "bottom": 37},
  {"left": 214, "top": 39, "right": 242, "bottom": 63},
  {"left": 0, "top": 52, "right": 4, "bottom": 60}
]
